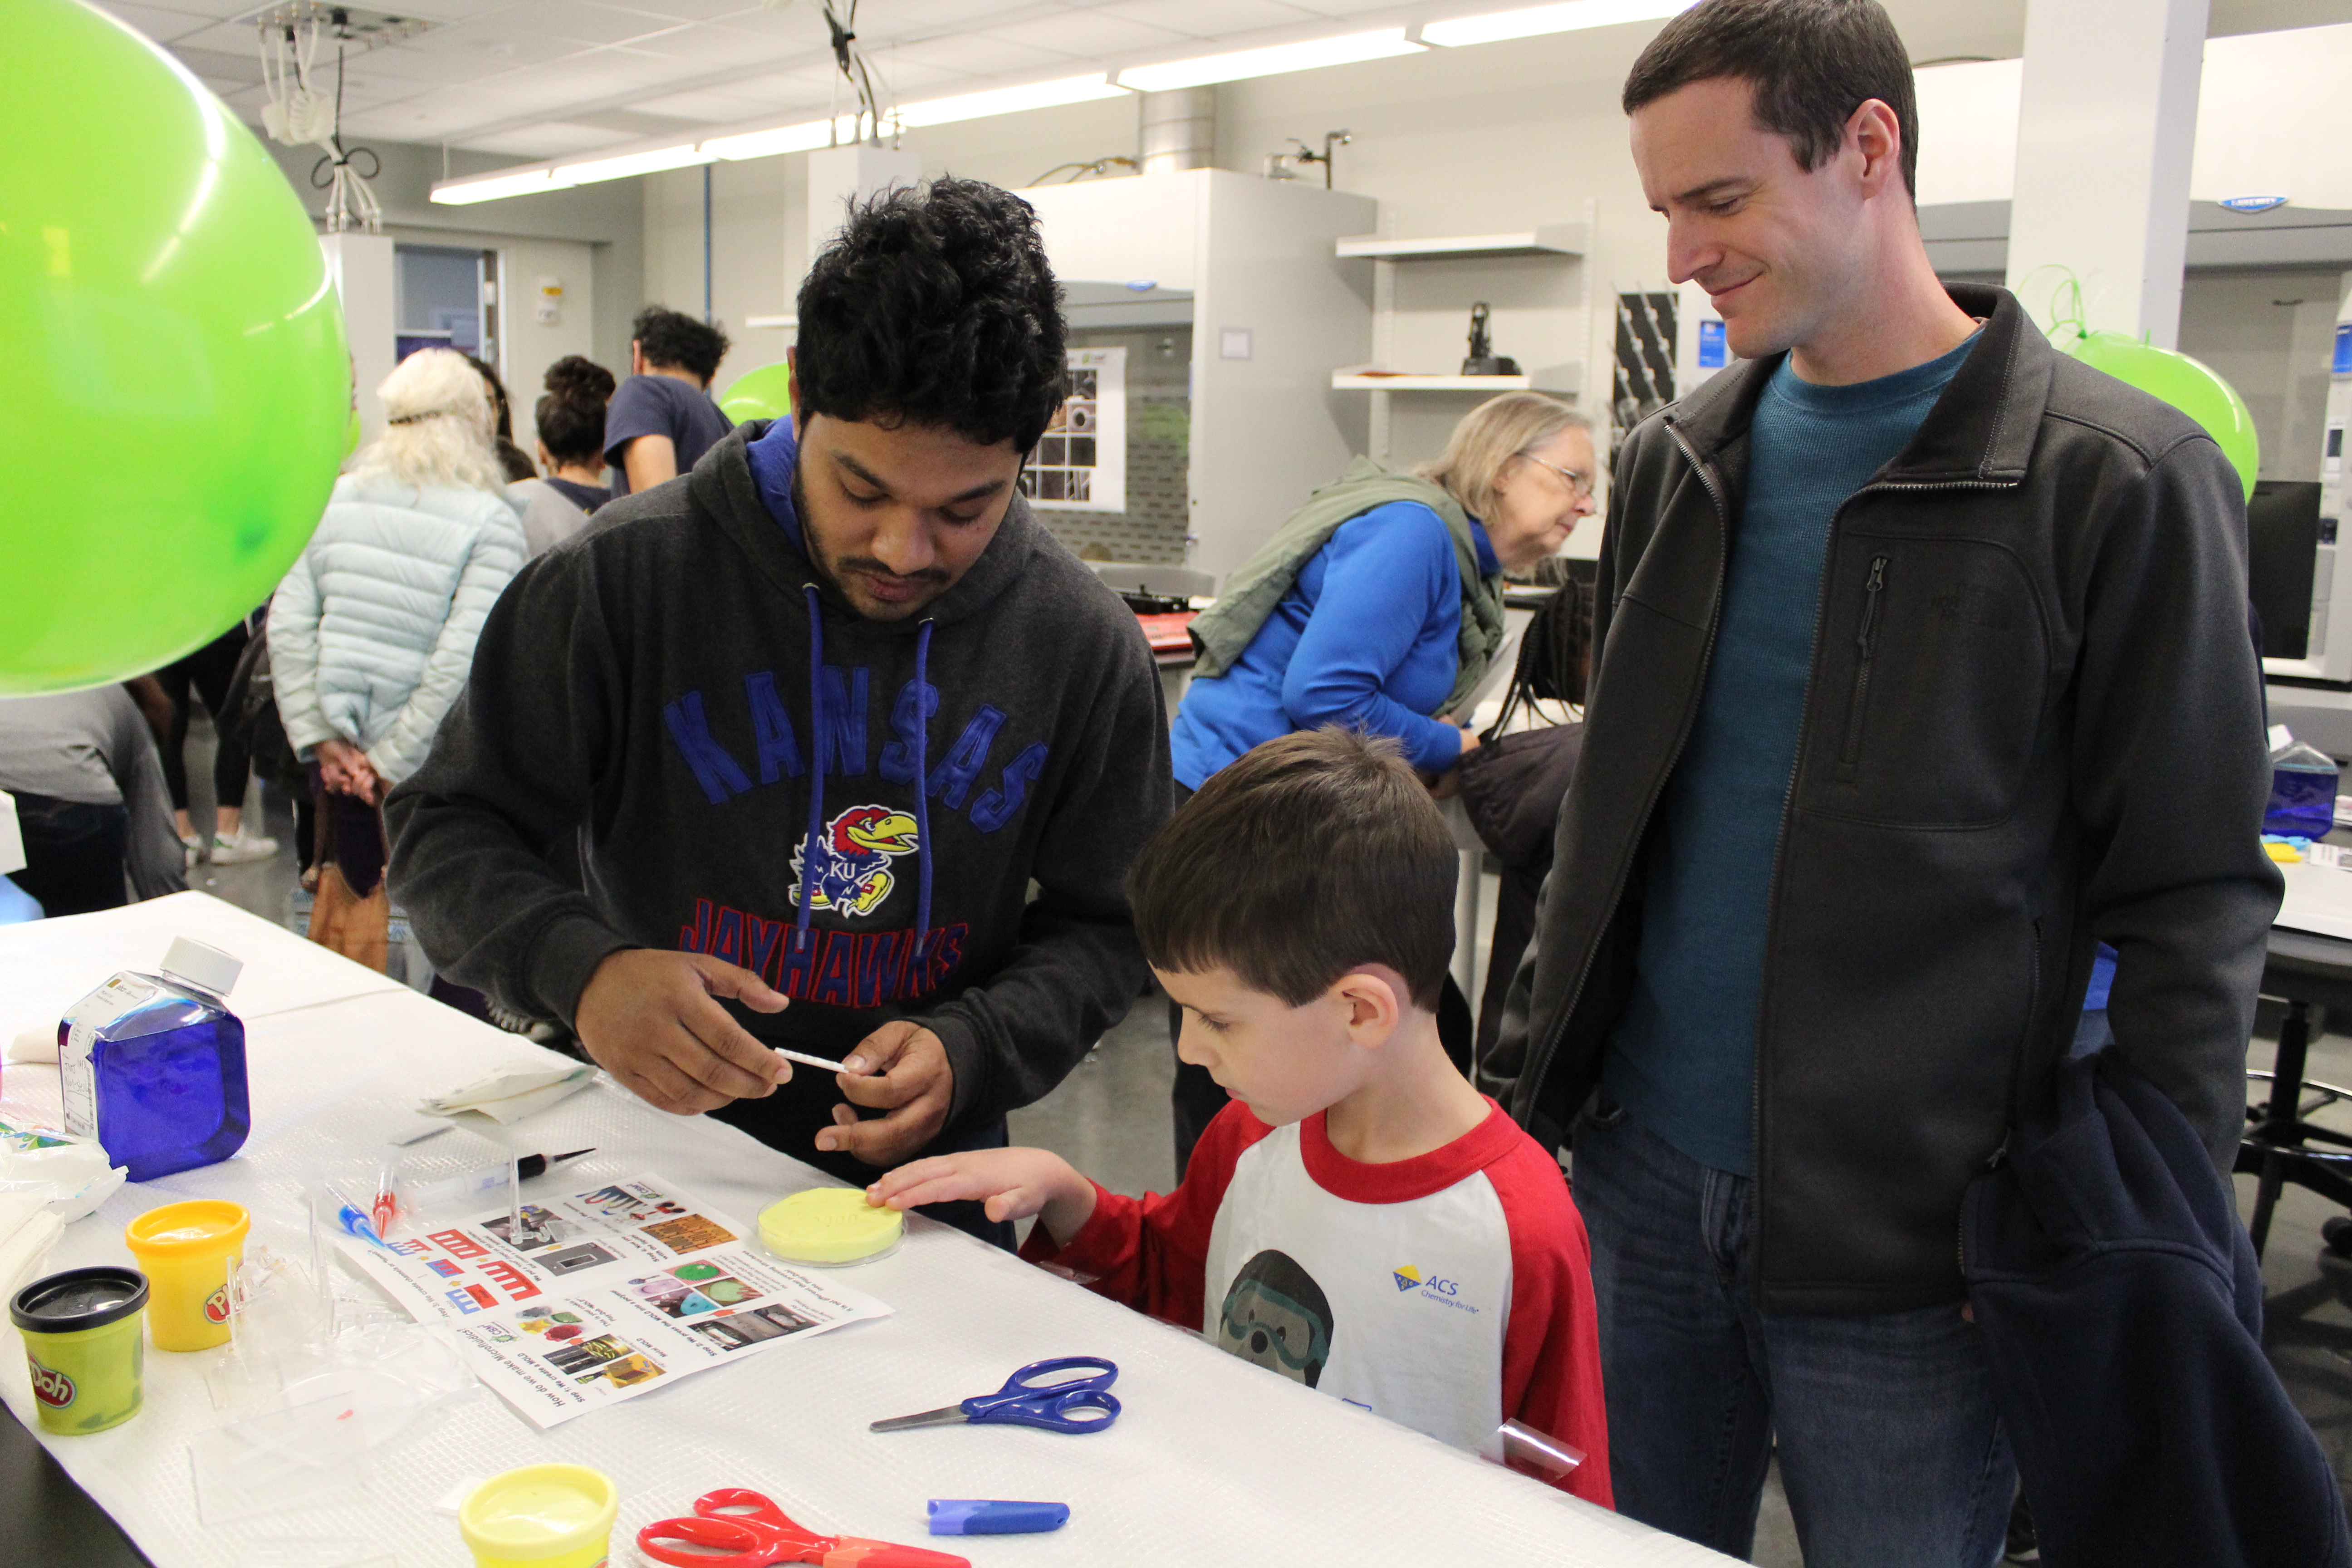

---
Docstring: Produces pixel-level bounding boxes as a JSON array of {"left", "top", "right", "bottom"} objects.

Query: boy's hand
[
  {"left": 815, "top": 1021, "right": 954, "bottom": 1166},
  {"left": 867, "top": 1147, "right": 1098, "bottom": 1245}
]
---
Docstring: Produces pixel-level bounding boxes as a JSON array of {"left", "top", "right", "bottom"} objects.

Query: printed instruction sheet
[{"left": 335, "top": 1173, "right": 891, "bottom": 1428}]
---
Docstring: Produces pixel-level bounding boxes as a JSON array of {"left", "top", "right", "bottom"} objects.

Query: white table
[{"left": 0, "top": 896, "right": 1726, "bottom": 1567}]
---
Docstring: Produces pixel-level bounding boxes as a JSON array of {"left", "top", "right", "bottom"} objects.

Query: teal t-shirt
[{"left": 1603, "top": 332, "right": 1979, "bottom": 1176}]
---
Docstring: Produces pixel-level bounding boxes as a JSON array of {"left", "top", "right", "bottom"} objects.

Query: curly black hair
[
  {"left": 536, "top": 354, "right": 616, "bottom": 466},
  {"left": 632, "top": 306, "right": 731, "bottom": 382},
  {"left": 794, "top": 177, "right": 1066, "bottom": 452}
]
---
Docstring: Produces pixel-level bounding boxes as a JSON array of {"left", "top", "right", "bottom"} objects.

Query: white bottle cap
[{"left": 160, "top": 937, "right": 241, "bottom": 997}]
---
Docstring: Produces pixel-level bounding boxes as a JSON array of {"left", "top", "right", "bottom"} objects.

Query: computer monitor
[{"left": 2249, "top": 480, "right": 2323, "bottom": 661}]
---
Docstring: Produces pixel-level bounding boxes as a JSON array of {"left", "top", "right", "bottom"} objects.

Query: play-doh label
[
  {"left": 203, "top": 1286, "right": 232, "bottom": 1324},
  {"left": 30, "top": 1359, "right": 75, "bottom": 1408}
]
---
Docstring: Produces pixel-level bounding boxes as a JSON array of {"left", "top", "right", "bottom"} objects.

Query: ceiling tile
[
  {"left": 978, "top": 9, "right": 1190, "bottom": 56},
  {"left": 92, "top": 3, "right": 219, "bottom": 45},
  {"left": 627, "top": 85, "right": 801, "bottom": 119},
  {"left": 590, "top": 20, "right": 808, "bottom": 67},
  {"left": 459, "top": 121, "right": 640, "bottom": 156},
  {"left": 1093, "top": 0, "right": 1323, "bottom": 39},
  {"left": 880, "top": 30, "right": 1064, "bottom": 75}
]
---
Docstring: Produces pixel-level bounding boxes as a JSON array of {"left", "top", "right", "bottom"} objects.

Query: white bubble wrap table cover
[{"left": 0, "top": 898, "right": 1733, "bottom": 1568}]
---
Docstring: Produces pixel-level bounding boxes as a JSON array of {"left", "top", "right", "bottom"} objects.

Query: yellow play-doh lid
[
  {"left": 459, "top": 1464, "right": 617, "bottom": 1563},
  {"left": 759, "top": 1188, "right": 903, "bottom": 1265}
]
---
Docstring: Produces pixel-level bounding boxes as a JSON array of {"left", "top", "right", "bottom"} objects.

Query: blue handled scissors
[{"left": 869, "top": 1356, "right": 1120, "bottom": 1434}]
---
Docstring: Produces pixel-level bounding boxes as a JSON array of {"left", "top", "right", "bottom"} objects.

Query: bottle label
[{"left": 59, "top": 975, "right": 157, "bottom": 1140}]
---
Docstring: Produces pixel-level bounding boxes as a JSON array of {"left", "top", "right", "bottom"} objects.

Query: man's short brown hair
[
  {"left": 1127, "top": 728, "right": 1457, "bottom": 1010},
  {"left": 1622, "top": 0, "right": 1920, "bottom": 199}
]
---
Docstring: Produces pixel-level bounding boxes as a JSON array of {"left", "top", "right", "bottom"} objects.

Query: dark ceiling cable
[{"left": 818, "top": 0, "right": 884, "bottom": 143}]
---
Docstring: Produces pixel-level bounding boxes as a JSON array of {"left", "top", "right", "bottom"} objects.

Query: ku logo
[{"left": 791, "top": 805, "right": 919, "bottom": 917}]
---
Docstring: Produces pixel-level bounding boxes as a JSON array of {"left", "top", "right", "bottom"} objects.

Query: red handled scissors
[{"left": 637, "top": 1489, "right": 970, "bottom": 1568}]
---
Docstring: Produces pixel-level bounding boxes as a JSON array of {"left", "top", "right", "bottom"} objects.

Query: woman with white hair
[
  {"left": 1163, "top": 392, "right": 1600, "bottom": 1167},
  {"left": 270, "top": 347, "right": 524, "bottom": 964}
]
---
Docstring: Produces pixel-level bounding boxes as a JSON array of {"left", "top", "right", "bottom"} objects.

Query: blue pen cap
[{"left": 926, "top": 1499, "right": 1070, "bottom": 1536}]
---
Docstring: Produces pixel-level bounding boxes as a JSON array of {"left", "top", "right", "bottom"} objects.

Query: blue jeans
[{"left": 1573, "top": 1099, "right": 2014, "bottom": 1566}]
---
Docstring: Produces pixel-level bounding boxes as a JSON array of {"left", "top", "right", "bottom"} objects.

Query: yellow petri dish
[{"left": 759, "top": 1188, "right": 903, "bottom": 1266}]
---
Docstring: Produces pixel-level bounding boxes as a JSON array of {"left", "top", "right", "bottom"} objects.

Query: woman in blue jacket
[{"left": 1163, "top": 393, "right": 1597, "bottom": 1167}]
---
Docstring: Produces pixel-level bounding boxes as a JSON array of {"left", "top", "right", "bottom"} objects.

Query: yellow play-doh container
[
  {"left": 459, "top": 1464, "right": 619, "bottom": 1568},
  {"left": 760, "top": 1187, "right": 902, "bottom": 1265},
  {"left": 123, "top": 1199, "right": 248, "bottom": 1351}
]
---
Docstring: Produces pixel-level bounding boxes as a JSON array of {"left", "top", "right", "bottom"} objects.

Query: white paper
[{"left": 333, "top": 1172, "right": 891, "bottom": 1429}]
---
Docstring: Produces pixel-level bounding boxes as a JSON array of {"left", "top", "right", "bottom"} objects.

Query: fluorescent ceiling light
[
  {"left": 555, "top": 143, "right": 715, "bottom": 183},
  {"left": 897, "top": 74, "right": 1127, "bottom": 128},
  {"left": 1421, "top": 0, "right": 1694, "bottom": 48},
  {"left": 1118, "top": 29, "right": 1421, "bottom": 92},
  {"left": 431, "top": 167, "right": 577, "bottom": 205},
  {"left": 702, "top": 119, "right": 834, "bottom": 160}
]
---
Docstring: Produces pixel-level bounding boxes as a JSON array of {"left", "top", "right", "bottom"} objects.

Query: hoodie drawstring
[
  {"left": 794, "top": 584, "right": 827, "bottom": 955},
  {"left": 911, "top": 618, "right": 935, "bottom": 966},
  {"left": 794, "top": 593, "right": 936, "bottom": 974}
]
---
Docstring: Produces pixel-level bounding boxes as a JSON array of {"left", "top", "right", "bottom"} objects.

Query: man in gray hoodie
[{"left": 388, "top": 180, "right": 1172, "bottom": 1241}]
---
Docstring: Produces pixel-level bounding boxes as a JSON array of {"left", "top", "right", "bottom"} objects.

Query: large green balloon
[
  {"left": 718, "top": 362, "right": 794, "bottom": 426},
  {"left": 2067, "top": 331, "right": 2259, "bottom": 500},
  {"left": 0, "top": 0, "right": 348, "bottom": 692}
]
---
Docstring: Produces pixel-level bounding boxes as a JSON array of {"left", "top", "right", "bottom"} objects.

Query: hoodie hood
[{"left": 695, "top": 419, "right": 1044, "bottom": 636}]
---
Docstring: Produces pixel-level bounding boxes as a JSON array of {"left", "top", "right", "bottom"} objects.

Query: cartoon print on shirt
[
  {"left": 1216, "top": 1249, "right": 1334, "bottom": 1389},
  {"left": 789, "top": 805, "right": 919, "bottom": 916}
]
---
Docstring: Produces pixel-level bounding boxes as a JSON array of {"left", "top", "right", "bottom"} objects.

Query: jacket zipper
[{"left": 1838, "top": 555, "right": 1889, "bottom": 767}]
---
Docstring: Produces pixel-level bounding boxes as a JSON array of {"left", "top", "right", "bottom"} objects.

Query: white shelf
[
  {"left": 1333, "top": 363, "right": 1583, "bottom": 395},
  {"left": 1335, "top": 224, "right": 1587, "bottom": 261},
  {"left": 745, "top": 314, "right": 798, "bottom": 330}
]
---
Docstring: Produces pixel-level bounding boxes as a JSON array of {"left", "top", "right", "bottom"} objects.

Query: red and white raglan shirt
[{"left": 1019, "top": 1097, "right": 1612, "bottom": 1507}]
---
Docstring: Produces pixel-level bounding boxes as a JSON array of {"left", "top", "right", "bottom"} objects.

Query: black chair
[{"left": 2240, "top": 926, "right": 2352, "bottom": 1259}]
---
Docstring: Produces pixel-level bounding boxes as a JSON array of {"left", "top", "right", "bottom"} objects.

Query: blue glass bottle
[
  {"left": 2267, "top": 739, "right": 2342, "bottom": 838},
  {"left": 58, "top": 938, "right": 249, "bottom": 1182}
]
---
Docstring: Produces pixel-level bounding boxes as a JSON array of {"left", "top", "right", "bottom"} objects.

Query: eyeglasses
[{"left": 1519, "top": 453, "right": 1594, "bottom": 500}]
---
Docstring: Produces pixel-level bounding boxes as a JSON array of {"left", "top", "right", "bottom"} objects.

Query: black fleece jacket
[
  {"left": 387, "top": 422, "right": 1171, "bottom": 1176},
  {"left": 1484, "top": 286, "right": 2281, "bottom": 1313}
]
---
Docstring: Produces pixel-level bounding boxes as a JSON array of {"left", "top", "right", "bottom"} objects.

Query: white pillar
[
  {"left": 2004, "top": 0, "right": 2207, "bottom": 348},
  {"left": 806, "top": 144, "right": 922, "bottom": 257},
  {"left": 320, "top": 232, "right": 396, "bottom": 446}
]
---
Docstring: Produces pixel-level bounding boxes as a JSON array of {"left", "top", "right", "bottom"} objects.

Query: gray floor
[{"left": 164, "top": 716, "right": 2352, "bottom": 1564}]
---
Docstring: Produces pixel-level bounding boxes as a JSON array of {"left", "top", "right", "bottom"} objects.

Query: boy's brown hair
[{"left": 1127, "top": 727, "right": 1457, "bottom": 1010}]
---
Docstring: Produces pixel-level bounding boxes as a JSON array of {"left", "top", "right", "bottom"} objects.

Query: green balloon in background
[
  {"left": 0, "top": 0, "right": 348, "bottom": 693},
  {"left": 719, "top": 361, "right": 794, "bottom": 426},
  {"left": 2067, "top": 330, "right": 2260, "bottom": 500}
]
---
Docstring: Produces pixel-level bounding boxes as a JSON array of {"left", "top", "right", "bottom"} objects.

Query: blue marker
[
  {"left": 926, "top": 1500, "right": 1068, "bottom": 1536},
  {"left": 331, "top": 1201, "right": 399, "bottom": 1252}
]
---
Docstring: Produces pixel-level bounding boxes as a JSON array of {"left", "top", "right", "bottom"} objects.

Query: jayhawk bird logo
[{"left": 789, "top": 804, "right": 920, "bottom": 917}]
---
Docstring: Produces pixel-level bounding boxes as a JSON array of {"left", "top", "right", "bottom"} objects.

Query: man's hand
[
  {"left": 574, "top": 950, "right": 789, "bottom": 1115},
  {"left": 814, "top": 1021, "right": 955, "bottom": 1166},
  {"left": 867, "top": 1147, "right": 1097, "bottom": 1243}
]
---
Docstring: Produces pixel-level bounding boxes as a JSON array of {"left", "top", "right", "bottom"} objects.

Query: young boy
[{"left": 869, "top": 728, "right": 1611, "bottom": 1504}]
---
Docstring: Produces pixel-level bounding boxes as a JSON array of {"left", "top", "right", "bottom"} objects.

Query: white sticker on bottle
[{"left": 58, "top": 976, "right": 155, "bottom": 1140}]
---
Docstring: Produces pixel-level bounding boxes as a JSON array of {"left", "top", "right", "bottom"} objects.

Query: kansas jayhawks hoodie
[{"left": 387, "top": 420, "right": 1172, "bottom": 1180}]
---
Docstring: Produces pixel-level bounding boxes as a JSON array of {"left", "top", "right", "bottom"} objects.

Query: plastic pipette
[{"left": 772, "top": 1046, "right": 854, "bottom": 1075}]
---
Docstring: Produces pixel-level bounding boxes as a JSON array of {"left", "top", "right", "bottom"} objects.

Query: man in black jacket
[{"left": 1481, "top": 1, "right": 2279, "bottom": 1561}]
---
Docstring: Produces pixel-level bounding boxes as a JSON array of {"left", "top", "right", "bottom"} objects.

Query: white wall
[{"left": 496, "top": 237, "right": 598, "bottom": 456}]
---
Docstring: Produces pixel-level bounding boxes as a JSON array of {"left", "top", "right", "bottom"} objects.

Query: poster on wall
[{"left": 1022, "top": 347, "right": 1126, "bottom": 513}]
